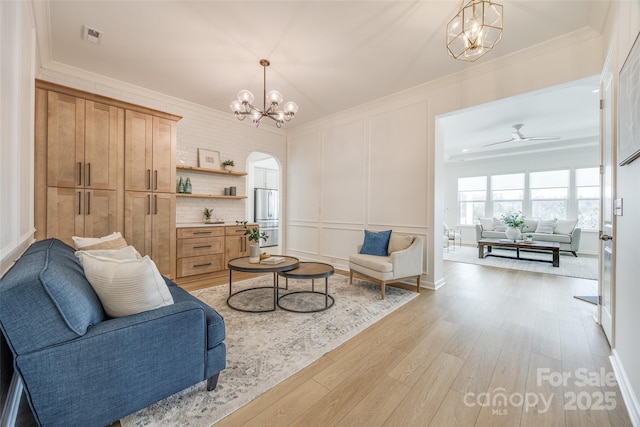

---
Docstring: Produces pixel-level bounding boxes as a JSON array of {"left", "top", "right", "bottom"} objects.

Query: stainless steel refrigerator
[{"left": 254, "top": 188, "right": 279, "bottom": 247}]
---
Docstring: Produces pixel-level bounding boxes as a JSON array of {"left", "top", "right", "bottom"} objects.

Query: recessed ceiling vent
[{"left": 82, "top": 25, "right": 103, "bottom": 44}]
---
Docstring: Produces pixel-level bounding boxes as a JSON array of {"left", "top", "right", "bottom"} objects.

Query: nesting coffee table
[
  {"left": 227, "top": 256, "right": 299, "bottom": 313},
  {"left": 478, "top": 238, "right": 560, "bottom": 267},
  {"left": 277, "top": 262, "right": 335, "bottom": 313}
]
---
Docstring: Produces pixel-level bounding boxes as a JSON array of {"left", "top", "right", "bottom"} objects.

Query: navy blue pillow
[{"left": 359, "top": 230, "right": 392, "bottom": 256}]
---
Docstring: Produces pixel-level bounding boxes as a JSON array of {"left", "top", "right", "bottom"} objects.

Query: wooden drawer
[
  {"left": 177, "top": 227, "right": 224, "bottom": 239},
  {"left": 177, "top": 254, "right": 224, "bottom": 278},
  {"left": 177, "top": 236, "right": 224, "bottom": 258},
  {"left": 225, "top": 224, "right": 257, "bottom": 236}
]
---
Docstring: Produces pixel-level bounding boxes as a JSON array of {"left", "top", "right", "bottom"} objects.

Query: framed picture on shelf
[
  {"left": 198, "top": 148, "right": 221, "bottom": 169},
  {"left": 618, "top": 31, "right": 640, "bottom": 166}
]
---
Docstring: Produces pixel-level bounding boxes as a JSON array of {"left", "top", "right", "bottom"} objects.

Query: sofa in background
[
  {"left": 0, "top": 238, "right": 226, "bottom": 427},
  {"left": 475, "top": 217, "right": 581, "bottom": 256}
]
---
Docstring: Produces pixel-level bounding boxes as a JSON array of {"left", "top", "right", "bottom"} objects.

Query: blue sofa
[{"left": 0, "top": 238, "right": 226, "bottom": 427}]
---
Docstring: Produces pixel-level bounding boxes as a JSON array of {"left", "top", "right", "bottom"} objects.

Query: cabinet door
[
  {"left": 46, "top": 187, "right": 85, "bottom": 246},
  {"left": 125, "top": 111, "right": 153, "bottom": 191},
  {"left": 151, "top": 193, "right": 176, "bottom": 278},
  {"left": 85, "top": 101, "right": 121, "bottom": 190},
  {"left": 124, "top": 191, "right": 152, "bottom": 259},
  {"left": 224, "top": 235, "right": 246, "bottom": 266},
  {"left": 47, "top": 92, "right": 84, "bottom": 188},
  {"left": 84, "top": 190, "right": 118, "bottom": 240},
  {"left": 152, "top": 116, "right": 176, "bottom": 193}
]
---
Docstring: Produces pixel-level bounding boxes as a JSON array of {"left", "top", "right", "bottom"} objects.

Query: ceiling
[{"left": 33, "top": 0, "right": 608, "bottom": 153}]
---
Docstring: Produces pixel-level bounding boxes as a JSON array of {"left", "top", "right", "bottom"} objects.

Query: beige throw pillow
[
  {"left": 72, "top": 232, "right": 128, "bottom": 250},
  {"left": 76, "top": 252, "right": 174, "bottom": 318},
  {"left": 75, "top": 245, "right": 141, "bottom": 261},
  {"left": 388, "top": 234, "right": 414, "bottom": 254}
]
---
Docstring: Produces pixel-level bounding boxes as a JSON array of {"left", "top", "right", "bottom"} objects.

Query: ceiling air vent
[{"left": 82, "top": 25, "right": 103, "bottom": 44}]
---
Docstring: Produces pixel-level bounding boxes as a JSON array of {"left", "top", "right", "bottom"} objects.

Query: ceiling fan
[{"left": 484, "top": 123, "right": 561, "bottom": 147}]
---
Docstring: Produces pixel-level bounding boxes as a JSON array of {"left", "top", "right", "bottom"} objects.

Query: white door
[{"left": 599, "top": 50, "right": 616, "bottom": 346}]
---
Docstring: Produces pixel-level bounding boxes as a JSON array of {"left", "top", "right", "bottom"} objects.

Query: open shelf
[
  {"left": 176, "top": 193, "right": 247, "bottom": 200},
  {"left": 177, "top": 165, "right": 247, "bottom": 177}
]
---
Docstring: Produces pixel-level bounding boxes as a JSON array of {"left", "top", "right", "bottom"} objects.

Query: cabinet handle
[
  {"left": 86, "top": 191, "right": 91, "bottom": 215},
  {"left": 193, "top": 245, "right": 212, "bottom": 249},
  {"left": 193, "top": 262, "right": 212, "bottom": 268},
  {"left": 241, "top": 237, "right": 246, "bottom": 252},
  {"left": 154, "top": 194, "right": 158, "bottom": 214},
  {"left": 86, "top": 163, "right": 91, "bottom": 187},
  {"left": 77, "top": 191, "right": 82, "bottom": 215},
  {"left": 77, "top": 162, "right": 82, "bottom": 186},
  {"left": 193, "top": 231, "right": 212, "bottom": 235},
  {"left": 147, "top": 195, "right": 151, "bottom": 215},
  {"left": 146, "top": 169, "right": 151, "bottom": 190},
  {"left": 154, "top": 170, "right": 158, "bottom": 190}
]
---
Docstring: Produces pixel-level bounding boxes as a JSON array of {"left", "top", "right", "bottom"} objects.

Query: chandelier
[
  {"left": 230, "top": 59, "right": 298, "bottom": 128},
  {"left": 446, "top": 0, "right": 503, "bottom": 62}
]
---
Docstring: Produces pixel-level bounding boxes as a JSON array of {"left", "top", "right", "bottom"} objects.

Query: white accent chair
[{"left": 349, "top": 234, "right": 423, "bottom": 299}]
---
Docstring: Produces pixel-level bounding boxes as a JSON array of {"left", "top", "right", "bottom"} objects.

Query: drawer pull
[
  {"left": 193, "top": 231, "right": 213, "bottom": 235},
  {"left": 193, "top": 262, "right": 212, "bottom": 268},
  {"left": 193, "top": 245, "right": 212, "bottom": 249}
]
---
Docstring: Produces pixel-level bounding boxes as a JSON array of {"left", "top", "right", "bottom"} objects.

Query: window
[
  {"left": 530, "top": 170, "right": 569, "bottom": 219},
  {"left": 458, "top": 176, "right": 486, "bottom": 225},
  {"left": 576, "top": 167, "right": 600, "bottom": 229},
  {"left": 491, "top": 174, "right": 524, "bottom": 217}
]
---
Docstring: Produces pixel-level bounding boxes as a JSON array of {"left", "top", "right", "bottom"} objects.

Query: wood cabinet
[
  {"left": 225, "top": 225, "right": 253, "bottom": 266},
  {"left": 36, "top": 87, "right": 123, "bottom": 244},
  {"left": 124, "top": 192, "right": 176, "bottom": 278},
  {"left": 46, "top": 188, "right": 118, "bottom": 247},
  {"left": 176, "top": 227, "right": 225, "bottom": 278},
  {"left": 35, "top": 80, "right": 181, "bottom": 279},
  {"left": 125, "top": 112, "right": 176, "bottom": 193}
]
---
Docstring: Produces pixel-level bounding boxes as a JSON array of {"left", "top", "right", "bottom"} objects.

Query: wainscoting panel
[
  {"left": 321, "top": 120, "right": 366, "bottom": 224},
  {"left": 288, "top": 133, "right": 322, "bottom": 222},
  {"left": 368, "top": 102, "right": 429, "bottom": 228}
]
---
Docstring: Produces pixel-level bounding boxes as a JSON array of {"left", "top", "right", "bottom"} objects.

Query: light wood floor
[{"left": 120, "top": 262, "right": 632, "bottom": 427}]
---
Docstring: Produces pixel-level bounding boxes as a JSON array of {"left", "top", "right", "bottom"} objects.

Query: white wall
[
  {"left": 287, "top": 28, "right": 603, "bottom": 289},
  {"left": 444, "top": 143, "right": 601, "bottom": 254},
  {"left": 603, "top": 1, "right": 640, "bottom": 425},
  {"left": 0, "top": 1, "right": 36, "bottom": 274}
]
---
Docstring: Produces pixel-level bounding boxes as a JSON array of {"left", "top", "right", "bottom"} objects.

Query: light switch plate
[{"left": 614, "top": 198, "right": 623, "bottom": 216}]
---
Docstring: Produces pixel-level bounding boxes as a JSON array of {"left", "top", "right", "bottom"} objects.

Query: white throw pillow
[
  {"left": 76, "top": 252, "right": 174, "bottom": 317},
  {"left": 535, "top": 219, "right": 557, "bottom": 234},
  {"left": 479, "top": 217, "right": 494, "bottom": 231},
  {"left": 493, "top": 218, "right": 507, "bottom": 232},
  {"left": 75, "top": 245, "right": 141, "bottom": 261},
  {"left": 554, "top": 219, "right": 578, "bottom": 235},
  {"left": 72, "top": 232, "right": 128, "bottom": 250}
]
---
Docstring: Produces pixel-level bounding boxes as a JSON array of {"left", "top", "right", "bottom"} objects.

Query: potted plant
[
  {"left": 500, "top": 211, "right": 525, "bottom": 242},
  {"left": 237, "top": 221, "right": 268, "bottom": 263},
  {"left": 203, "top": 207, "right": 214, "bottom": 224},
  {"left": 222, "top": 159, "right": 235, "bottom": 171},
  {"left": 524, "top": 233, "right": 534, "bottom": 243}
]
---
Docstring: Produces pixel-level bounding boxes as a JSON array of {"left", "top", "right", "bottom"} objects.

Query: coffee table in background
[
  {"left": 227, "top": 256, "right": 299, "bottom": 312},
  {"left": 478, "top": 238, "right": 560, "bottom": 267}
]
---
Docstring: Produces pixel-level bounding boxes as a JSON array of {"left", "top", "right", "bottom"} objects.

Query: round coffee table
[
  {"left": 227, "top": 256, "right": 299, "bottom": 313},
  {"left": 277, "top": 262, "right": 335, "bottom": 313}
]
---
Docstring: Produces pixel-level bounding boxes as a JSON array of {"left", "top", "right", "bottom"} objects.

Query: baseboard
[{"left": 610, "top": 349, "right": 640, "bottom": 427}]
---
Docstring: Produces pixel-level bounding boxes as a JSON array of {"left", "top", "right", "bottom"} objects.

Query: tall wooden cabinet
[
  {"left": 123, "top": 111, "right": 177, "bottom": 278},
  {"left": 35, "top": 80, "right": 181, "bottom": 278}
]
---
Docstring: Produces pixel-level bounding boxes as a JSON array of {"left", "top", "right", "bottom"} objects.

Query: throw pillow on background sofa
[
  {"left": 535, "top": 219, "right": 557, "bottom": 234},
  {"left": 554, "top": 218, "right": 578, "bottom": 235},
  {"left": 72, "top": 232, "right": 128, "bottom": 250}
]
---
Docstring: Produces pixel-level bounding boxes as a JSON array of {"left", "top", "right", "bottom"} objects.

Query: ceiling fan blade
[
  {"left": 524, "top": 136, "right": 561, "bottom": 141},
  {"left": 483, "top": 138, "right": 516, "bottom": 147}
]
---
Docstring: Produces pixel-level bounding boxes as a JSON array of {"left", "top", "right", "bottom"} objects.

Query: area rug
[
  {"left": 120, "top": 274, "right": 418, "bottom": 426},
  {"left": 444, "top": 245, "right": 598, "bottom": 280}
]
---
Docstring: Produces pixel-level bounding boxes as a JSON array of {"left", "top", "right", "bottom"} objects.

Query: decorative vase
[
  {"left": 224, "top": 165, "right": 234, "bottom": 172},
  {"left": 249, "top": 243, "right": 260, "bottom": 263},
  {"left": 505, "top": 226, "right": 520, "bottom": 242}
]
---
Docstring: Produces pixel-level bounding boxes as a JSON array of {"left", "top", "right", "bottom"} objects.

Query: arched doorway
[{"left": 247, "top": 152, "right": 282, "bottom": 254}]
